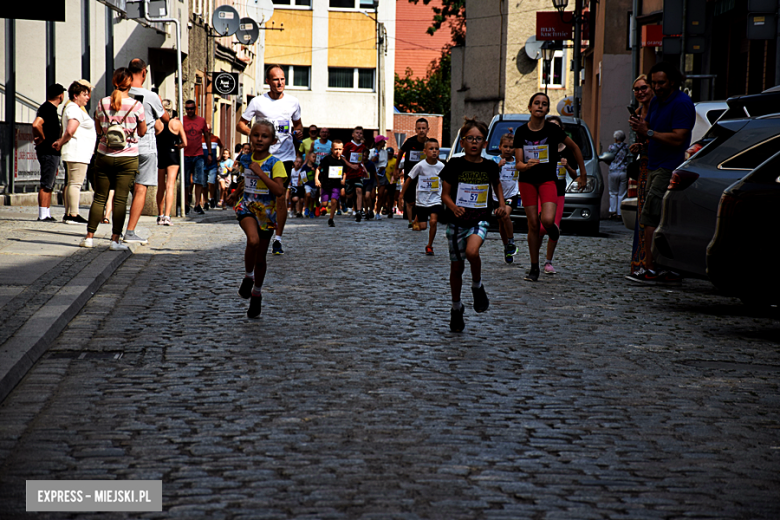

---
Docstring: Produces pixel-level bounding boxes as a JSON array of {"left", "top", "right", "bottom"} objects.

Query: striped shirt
[{"left": 95, "top": 96, "right": 145, "bottom": 157}]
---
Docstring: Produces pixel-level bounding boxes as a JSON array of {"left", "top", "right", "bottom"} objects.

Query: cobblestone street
[{"left": 1, "top": 214, "right": 778, "bottom": 519}]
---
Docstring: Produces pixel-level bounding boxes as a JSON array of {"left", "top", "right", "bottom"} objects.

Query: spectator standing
[
  {"left": 627, "top": 62, "right": 695, "bottom": 285},
  {"left": 237, "top": 64, "right": 304, "bottom": 255},
  {"left": 607, "top": 130, "right": 630, "bottom": 220},
  {"left": 81, "top": 68, "right": 146, "bottom": 250},
  {"left": 52, "top": 81, "right": 96, "bottom": 225},
  {"left": 183, "top": 99, "right": 211, "bottom": 214},
  {"left": 125, "top": 58, "right": 168, "bottom": 244},
  {"left": 32, "top": 83, "right": 66, "bottom": 222},
  {"left": 203, "top": 132, "right": 224, "bottom": 209},
  {"left": 627, "top": 74, "right": 654, "bottom": 275},
  {"left": 155, "top": 100, "right": 187, "bottom": 225}
]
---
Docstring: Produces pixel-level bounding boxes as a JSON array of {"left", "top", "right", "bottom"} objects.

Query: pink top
[{"left": 95, "top": 96, "right": 145, "bottom": 157}]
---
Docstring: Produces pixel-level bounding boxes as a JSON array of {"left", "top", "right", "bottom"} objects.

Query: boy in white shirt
[
  {"left": 400, "top": 138, "right": 444, "bottom": 256},
  {"left": 492, "top": 133, "right": 521, "bottom": 264}
]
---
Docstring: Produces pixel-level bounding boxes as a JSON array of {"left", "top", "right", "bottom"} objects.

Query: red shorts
[{"left": 518, "top": 181, "right": 557, "bottom": 207}]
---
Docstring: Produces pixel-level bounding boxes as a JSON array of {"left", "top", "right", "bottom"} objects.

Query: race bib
[
  {"left": 523, "top": 144, "right": 549, "bottom": 163},
  {"left": 277, "top": 119, "right": 291, "bottom": 134},
  {"left": 349, "top": 152, "right": 362, "bottom": 164},
  {"left": 455, "top": 183, "right": 489, "bottom": 209},
  {"left": 328, "top": 166, "right": 343, "bottom": 179},
  {"left": 557, "top": 162, "right": 566, "bottom": 180},
  {"left": 409, "top": 150, "right": 422, "bottom": 162},
  {"left": 501, "top": 163, "right": 519, "bottom": 182},
  {"left": 244, "top": 175, "right": 269, "bottom": 195},
  {"left": 315, "top": 151, "right": 327, "bottom": 164},
  {"left": 418, "top": 176, "right": 440, "bottom": 192}
]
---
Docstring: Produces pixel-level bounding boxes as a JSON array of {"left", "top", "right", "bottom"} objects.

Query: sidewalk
[{"left": 0, "top": 204, "right": 231, "bottom": 402}]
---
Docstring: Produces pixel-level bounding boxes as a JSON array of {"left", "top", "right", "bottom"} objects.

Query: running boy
[
  {"left": 492, "top": 133, "right": 521, "bottom": 264},
  {"left": 301, "top": 151, "right": 318, "bottom": 218},
  {"left": 440, "top": 117, "right": 509, "bottom": 332},
  {"left": 230, "top": 120, "right": 288, "bottom": 318},
  {"left": 342, "top": 126, "right": 366, "bottom": 220},
  {"left": 398, "top": 118, "right": 429, "bottom": 227},
  {"left": 400, "top": 138, "right": 444, "bottom": 255},
  {"left": 315, "top": 140, "right": 349, "bottom": 227}
]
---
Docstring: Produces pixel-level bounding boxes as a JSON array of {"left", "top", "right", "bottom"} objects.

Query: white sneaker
[
  {"left": 80, "top": 238, "right": 93, "bottom": 248},
  {"left": 109, "top": 240, "right": 129, "bottom": 251},
  {"left": 163, "top": 216, "right": 173, "bottom": 226},
  {"left": 375, "top": 214, "right": 381, "bottom": 220}
]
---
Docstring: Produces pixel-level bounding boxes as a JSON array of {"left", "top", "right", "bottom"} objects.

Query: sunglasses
[{"left": 633, "top": 85, "right": 650, "bottom": 92}]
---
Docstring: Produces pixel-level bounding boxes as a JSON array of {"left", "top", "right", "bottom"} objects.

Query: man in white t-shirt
[
  {"left": 237, "top": 64, "right": 303, "bottom": 255},
  {"left": 125, "top": 58, "right": 168, "bottom": 244}
]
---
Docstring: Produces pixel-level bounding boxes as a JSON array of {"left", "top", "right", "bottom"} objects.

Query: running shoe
[
  {"left": 450, "top": 305, "right": 465, "bottom": 333},
  {"left": 375, "top": 213, "right": 382, "bottom": 220},
  {"left": 64, "top": 214, "right": 88, "bottom": 225},
  {"left": 296, "top": 212, "right": 303, "bottom": 218},
  {"left": 238, "top": 277, "right": 254, "bottom": 299},
  {"left": 336, "top": 209, "right": 342, "bottom": 216},
  {"left": 157, "top": 216, "right": 164, "bottom": 225},
  {"left": 163, "top": 216, "right": 173, "bottom": 226},
  {"left": 524, "top": 266, "right": 540, "bottom": 282},
  {"left": 203, "top": 202, "right": 210, "bottom": 211},
  {"left": 193, "top": 205, "right": 205, "bottom": 215},
  {"left": 37, "top": 216, "right": 57, "bottom": 222},
  {"left": 328, "top": 218, "right": 335, "bottom": 227},
  {"left": 548, "top": 223, "right": 560, "bottom": 241},
  {"left": 309, "top": 211, "right": 316, "bottom": 219},
  {"left": 425, "top": 245, "right": 434, "bottom": 256},
  {"left": 625, "top": 269, "right": 682, "bottom": 286},
  {"left": 544, "top": 262, "right": 556, "bottom": 275},
  {"left": 122, "top": 230, "right": 148, "bottom": 245},
  {"left": 387, "top": 213, "right": 393, "bottom": 219},
  {"left": 472, "top": 284, "right": 489, "bottom": 313},
  {"left": 355, "top": 211, "right": 362, "bottom": 223},
  {"left": 79, "top": 237, "right": 93, "bottom": 248},
  {"left": 272, "top": 240, "right": 284, "bottom": 255},
  {"left": 408, "top": 223, "right": 413, "bottom": 229},
  {"left": 504, "top": 244, "right": 514, "bottom": 264},
  {"left": 109, "top": 240, "right": 129, "bottom": 251},
  {"left": 210, "top": 198, "right": 216, "bottom": 209},
  {"left": 303, "top": 208, "right": 310, "bottom": 218},
  {"left": 366, "top": 210, "right": 374, "bottom": 220},
  {"left": 247, "top": 294, "right": 263, "bottom": 318}
]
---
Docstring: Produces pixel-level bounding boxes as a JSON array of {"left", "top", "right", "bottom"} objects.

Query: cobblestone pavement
[{"left": 0, "top": 214, "right": 778, "bottom": 519}]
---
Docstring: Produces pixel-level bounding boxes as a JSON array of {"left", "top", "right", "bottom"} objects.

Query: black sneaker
[
  {"left": 450, "top": 305, "right": 465, "bottom": 332},
  {"left": 202, "top": 203, "right": 210, "bottom": 211},
  {"left": 366, "top": 210, "right": 374, "bottom": 220},
  {"left": 272, "top": 240, "right": 284, "bottom": 255},
  {"left": 37, "top": 216, "right": 57, "bottom": 222},
  {"left": 210, "top": 198, "right": 217, "bottom": 209},
  {"left": 185, "top": 205, "right": 191, "bottom": 215},
  {"left": 328, "top": 218, "right": 335, "bottom": 227},
  {"left": 193, "top": 205, "right": 205, "bottom": 215},
  {"left": 504, "top": 244, "right": 514, "bottom": 264},
  {"left": 548, "top": 223, "right": 560, "bottom": 242},
  {"left": 472, "top": 285, "right": 490, "bottom": 313},
  {"left": 247, "top": 294, "right": 263, "bottom": 318},
  {"left": 238, "top": 277, "right": 254, "bottom": 299},
  {"left": 356, "top": 211, "right": 362, "bottom": 223},
  {"left": 524, "top": 266, "right": 540, "bottom": 282}
]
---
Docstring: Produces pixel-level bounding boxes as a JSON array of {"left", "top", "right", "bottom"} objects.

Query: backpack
[{"left": 100, "top": 99, "right": 139, "bottom": 150}]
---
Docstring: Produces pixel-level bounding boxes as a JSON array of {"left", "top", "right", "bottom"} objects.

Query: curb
[{"left": 0, "top": 245, "right": 135, "bottom": 402}]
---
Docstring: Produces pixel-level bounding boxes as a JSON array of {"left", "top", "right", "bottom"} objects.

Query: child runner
[
  {"left": 540, "top": 115, "right": 579, "bottom": 274},
  {"left": 514, "top": 93, "right": 587, "bottom": 281},
  {"left": 301, "top": 151, "right": 318, "bottom": 218},
  {"left": 217, "top": 149, "right": 234, "bottom": 208},
  {"left": 491, "top": 133, "right": 521, "bottom": 264},
  {"left": 385, "top": 148, "right": 398, "bottom": 217},
  {"left": 370, "top": 136, "right": 389, "bottom": 219},
  {"left": 315, "top": 140, "right": 349, "bottom": 227},
  {"left": 398, "top": 118, "right": 429, "bottom": 228},
  {"left": 400, "top": 138, "right": 444, "bottom": 255},
  {"left": 231, "top": 120, "right": 288, "bottom": 318},
  {"left": 361, "top": 148, "right": 378, "bottom": 220},
  {"left": 288, "top": 156, "right": 304, "bottom": 217},
  {"left": 441, "top": 118, "right": 509, "bottom": 332},
  {"left": 342, "top": 126, "right": 366, "bottom": 217}
]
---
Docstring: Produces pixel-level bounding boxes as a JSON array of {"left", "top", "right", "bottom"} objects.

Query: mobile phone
[{"left": 627, "top": 105, "right": 636, "bottom": 117}]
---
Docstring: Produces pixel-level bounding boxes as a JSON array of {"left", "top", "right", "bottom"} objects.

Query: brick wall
[{"left": 389, "top": 113, "right": 444, "bottom": 152}]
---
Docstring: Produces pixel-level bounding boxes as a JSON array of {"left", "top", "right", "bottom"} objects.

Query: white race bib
[
  {"left": 557, "top": 162, "right": 566, "bottom": 180},
  {"left": 277, "top": 119, "right": 291, "bottom": 134},
  {"left": 523, "top": 145, "right": 549, "bottom": 163},
  {"left": 244, "top": 175, "right": 269, "bottom": 195},
  {"left": 409, "top": 150, "right": 422, "bottom": 162},
  {"left": 349, "top": 152, "right": 362, "bottom": 164},
  {"left": 455, "top": 183, "right": 489, "bottom": 209},
  {"left": 418, "top": 176, "right": 440, "bottom": 192},
  {"left": 500, "top": 163, "right": 519, "bottom": 182},
  {"left": 328, "top": 166, "right": 343, "bottom": 179}
]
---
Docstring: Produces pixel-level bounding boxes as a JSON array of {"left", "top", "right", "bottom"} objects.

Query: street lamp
[
  {"left": 551, "top": 0, "right": 568, "bottom": 10},
  {"left": 541, "top": 41, "right": 556, "bottom": 96}
]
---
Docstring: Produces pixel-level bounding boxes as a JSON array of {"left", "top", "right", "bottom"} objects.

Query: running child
[
  {"left": 230, "top": 120, "right": 288, "bottom": 318},
  {"left": 217, "top": 149, "right": 234, "bottom": 208},
  {"left": 400, "top": 138, "right": 444, "bottom": 255},
  {"left": 384, "top": 148, "right": 397, "bottom": 217},
  {"left": 302, "top": 151, "right": 318, "bottom": 218},
  {"left": 398, "top": 118, "right": 429, "bottom": 227},
  {"left": 370, "top": 136, "right": 389, "bottom": 219},
  {"left": 315, "top": 140, "right": 349, "bottom": 227},
  {"left": 342, "top": 126, "right": 366, "bottom": 217},
  {"left": 361, "top": 148, "right": 378, "bottom": 220},
  {"left": 288, "top": 155, "right": 305, "bottom": 217},
  {"left": 441, "top": 117, "right": 509, "bottom": 332},
  {"left": 491, "top": 133, "right": 521, "bottom": 264}
]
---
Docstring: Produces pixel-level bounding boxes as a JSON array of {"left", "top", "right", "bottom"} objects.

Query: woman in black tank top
[{"left": 156, "top": 109, "right": 187, "bottom": 224}]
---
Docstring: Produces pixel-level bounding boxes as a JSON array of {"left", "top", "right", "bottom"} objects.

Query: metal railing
[{"left": 0, "top": 83, "right": 40, "bottom": 124}]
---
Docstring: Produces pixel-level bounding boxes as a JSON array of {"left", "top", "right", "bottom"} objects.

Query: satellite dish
[
  {"left": 525, "top": 35, "right": 543, "bottom": 60},
  {"left": 246, "top": 0, "right": 274, "bottom": 25},
  {"left": 236, "top": 17, "right": 260, "bottom": 45},
  {"left": 212, "top": 5, "right": 240, "bottom": 36}
]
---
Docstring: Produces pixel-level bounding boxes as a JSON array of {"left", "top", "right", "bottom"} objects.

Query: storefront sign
[
  {"left": 642, "top": 25, "right": 663, "bottom": 47},
  {"left": 536, "top": 12, "right": 590, "bottom": 41}
]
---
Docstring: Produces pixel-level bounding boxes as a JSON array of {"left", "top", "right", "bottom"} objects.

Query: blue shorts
[
  {"left": 206, "top": 167, "right": 218, "bottom": 185},
  {"left": 184, "top": 156, "right": 205, "bottom": 187},
  {"left": 446, "top": 222, "right": 489, "bottom": 263}
]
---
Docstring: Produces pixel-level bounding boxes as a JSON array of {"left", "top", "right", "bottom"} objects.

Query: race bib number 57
[{"left": 455, "top": 183, "right": 489, "bottom": 209}]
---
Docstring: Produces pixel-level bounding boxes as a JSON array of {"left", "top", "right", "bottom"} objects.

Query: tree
[
  {"left": 407, "top": 0, "right": 465, "bottom": 47},
  {"left": 395, "top": 52, "right": 452, "bottom": 139}
]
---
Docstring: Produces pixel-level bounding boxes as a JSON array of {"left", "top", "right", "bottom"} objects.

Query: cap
[
  {"left": 387, "top": 147, "right": 394, "bottom": 153},
  {"left": 374, "top": 135, "right": 387, "bottom": 143},
  {"left": 76, "top": 79, "right": 93, "bottom": 90},
  {"left": 46, "top": 83, "right": 66, "bottom": 100}
]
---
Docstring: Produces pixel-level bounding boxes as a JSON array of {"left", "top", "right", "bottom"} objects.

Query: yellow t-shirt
[{"left": 386, "top": 157, "right": 397, "bottom": 183}]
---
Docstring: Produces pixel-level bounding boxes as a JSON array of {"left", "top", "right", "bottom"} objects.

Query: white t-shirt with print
[
  {"left": 241, "top": 93, "right": 302, "bottom": 162},
  {"left": 61, "top": 103, "right": 97, "bottom": 164},
  {"left": 407, "top": 160, "right": 444, "bottom": 207}
]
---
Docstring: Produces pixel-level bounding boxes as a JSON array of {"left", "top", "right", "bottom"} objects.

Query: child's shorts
[
  {"left": 321, "top": 187, "right": 340, "bottom": 202},
  {"left": 415, "top": 204, "right": 442, "bottom": 222},
  {"left": 446, "top": 222, "right": 489, "bottom": 262}
]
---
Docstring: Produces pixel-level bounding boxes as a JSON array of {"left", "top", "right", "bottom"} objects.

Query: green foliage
[{"left": 394, "top": 52, "right": 452, "bottom": 139}]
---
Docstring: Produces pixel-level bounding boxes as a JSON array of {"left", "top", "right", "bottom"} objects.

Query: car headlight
[{"left": 565, "top": 176, "right": 597, "bottom": 193}]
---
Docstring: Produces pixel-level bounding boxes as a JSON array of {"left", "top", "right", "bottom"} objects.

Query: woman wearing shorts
[
  {"left": 155, "top": 100, "right": 186, "bottom": 225},
  {"left": 514, "top": 93, "right": 587, "bottom": 281}
]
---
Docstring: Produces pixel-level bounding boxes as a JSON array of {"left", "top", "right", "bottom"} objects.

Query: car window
[
  {"left": 719, "top": 134, "right": 780, "bottom": 170},
  {"left": 744, "top": 150, "right": 780, "bottom": 184},
  {"left": 486, "top": 120, "right": 593, "bottom": 160},
  {"left": 706, "top": 109, "right": 725, "bottom": 124}
]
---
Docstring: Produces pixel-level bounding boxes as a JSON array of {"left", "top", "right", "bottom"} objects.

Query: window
[
  {"left": 328, "top": 68, "right": 375, "bottom": 90},
  {"left": 329, "top": 0, "right": 375, "bottom": 9},
  {"left": 541, "top": 50, "right": 566, "bottom": 89},
  {"left": 272, "top": 0, "right": 311, "bottom": 6},
  {"left": 263, "top": 65, "right": 310, "bottom": 89},
  {"left": 719, "top": 135, "right": 780, "bottom": 171}
]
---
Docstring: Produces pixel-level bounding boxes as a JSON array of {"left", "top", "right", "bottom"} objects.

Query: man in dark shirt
[
  {"left": 398, "top": 118, "right": 429, "bottom": 227},
  {"left": 32, "top": 83, "right": 66, "bottom": 222}
]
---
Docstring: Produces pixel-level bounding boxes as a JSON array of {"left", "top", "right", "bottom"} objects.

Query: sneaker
[
  {"left": 626, "top": 269, "right": 681, "bottom": 286},
  {"left": 336, "top": 209, "right": 342, "bottom": 216},
  {"left": 309, "top": 211, "right": 316, "bottom": 219},
  {"left": 296, "top": 212, "right": 303, "bottom": 218},
  {"left": 210, "top": 198, "right": 217, "bottom": 209},
  {"left": 657, "top": 270, "right": 683, "bottom": 286},
  {"left": 163, "top": 216, "right": 173, "bottom": 226},
  {"left": 548, "top": 223, "right": 560, "bottom": 242},
  {"left": 65, "top": 214, "right": 88, "bottom": 225},
  {"left": 355, "top": 212, "right": 362, "bottom": 223},
  {"left": 37, "top": 216, "right": 57, "bottom": 222},
  {"left": 504, "top": 244, "right": 514, "bottom": 264},
  {"left": 193, "top": 205, "right": 205, "bottom": 215},
  {"left": 328, "top": 218, "right": 335, "bottom": 227},
  {"left": 366, "top": 210, "right": 374, "bottom": 220},
  {"left": 408, "top": 223, "right": 413, "bottom": 229},
  {"left": 157, "top": 216, "right": 164, "bottom": 225},
  {"left": 544, "top": 262, "right": 556, "bottom": 275},
  {"left": 247, "top": 294, "right": 263, "bottom": 318},
  {"left": 524, "top": 266, "right": 540, "bottom": 282},
  {"left": 303, "top": 208, "right": 310, "bottom": 218},
  {"left": 472, "top": 285, "right": 490, "bottom": 313},
  {"left": 202, "top": 203, "right": 210, "bottom": 211},
  {"left": 509, "top": 243, "right": 519, "bottom": 256},
  {"left": 79, "top": 237, "right": 93, "bottom": 248},
  {"left": 387, "top": 213, "right": 393, "bottom": 219},
  {"left": 123, "top": 230, "right": 148, "bottom": 245},
  {"left": 450, "top": 305, "right": 465, "bottom": 333},
  {"left": 238, "top": 277, "right": 254, "bottom": 299},
  {"left": 272, "top": 240, "right": 284, "bottom": 255},
  {"left": 109, "top": 240, "right": 129, "bottom": 251},
  {"left": 425, "top": 245, "right": 434, "bottom": 256},
  {"left": 375, "top": 213, "right": 382, "bottom": 220}
]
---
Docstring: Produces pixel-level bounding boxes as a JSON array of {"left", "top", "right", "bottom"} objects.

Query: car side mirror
[{"left": 599, "top": 152, "right": 615, "bottom": 164}]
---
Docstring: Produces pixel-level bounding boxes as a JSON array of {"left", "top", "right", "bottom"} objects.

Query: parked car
[
  {"left": 690, "top": 101, "right": 728, "bottom": 144},
  {"left": 653, "top": 114, "right": 780, "bottom": 278},
  {"left": 706, "top": 150, "right": 780, "bottom": 306},
  {"left": 438, "top": 147, "right": 451, "bottom": 163}
]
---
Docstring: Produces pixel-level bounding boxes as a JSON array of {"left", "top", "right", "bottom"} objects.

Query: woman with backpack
[{"left": 80, "top": 68, "right": 146, "bottom": 250}]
